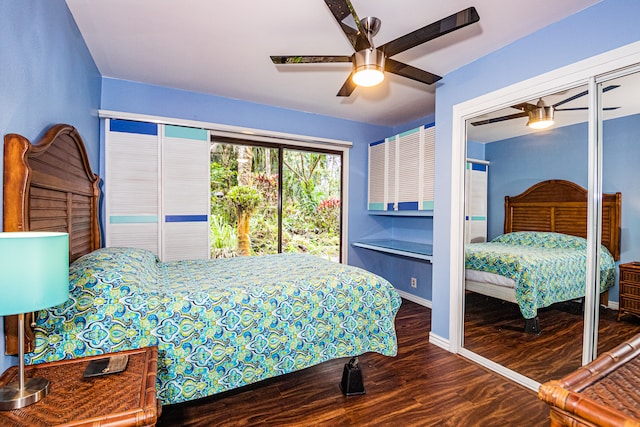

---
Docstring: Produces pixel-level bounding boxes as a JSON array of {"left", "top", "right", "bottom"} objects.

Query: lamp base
[{"left": 0, "top": 377, "right": 49, "bottom": 410}]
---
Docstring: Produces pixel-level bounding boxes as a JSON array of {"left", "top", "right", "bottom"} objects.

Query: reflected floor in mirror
[{"left": 464, "top": 291, "right": 640, "bottom": 383}]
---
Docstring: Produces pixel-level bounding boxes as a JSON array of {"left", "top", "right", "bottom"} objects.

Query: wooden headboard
[
  {"left": 504, "top": 179, "right": 621, "bottom": 260},
  {"left": 3, "top": 123, "right": 101, "bottom": 354}
]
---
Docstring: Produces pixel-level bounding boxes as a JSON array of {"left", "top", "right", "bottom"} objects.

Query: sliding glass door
[
  {"left": 209, "top": 139, "right": 343, "bottom": 261},
  {"left": 281, "top": 149, "right": 342, "bottom": 261}
]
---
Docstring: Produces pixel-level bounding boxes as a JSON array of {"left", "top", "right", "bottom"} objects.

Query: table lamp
[{"left": 0, "top": 232, "right": 69, "bottom": 410}]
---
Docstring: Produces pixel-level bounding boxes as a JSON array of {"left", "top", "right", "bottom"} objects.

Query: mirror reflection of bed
[{"left": 462, "top": 180, "right": 640, "bottom": 382}]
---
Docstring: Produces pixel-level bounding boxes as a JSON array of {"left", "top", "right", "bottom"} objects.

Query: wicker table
[
  {"left": 0, "top": 347, "right": 159, "bottom": 427},
  {"left": 538, "top": 335, "right": 640, "bottom": 427}
]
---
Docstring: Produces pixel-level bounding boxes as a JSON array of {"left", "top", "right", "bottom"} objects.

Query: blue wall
[
  {"left": 0, "top": 0, "right": 101, "bottom": 372},
  {"left": 433, "top": 0, "right": 640, "bottom": 340},
  {"left": 485, "top": 114, "right": 640, "bottom": 303}
]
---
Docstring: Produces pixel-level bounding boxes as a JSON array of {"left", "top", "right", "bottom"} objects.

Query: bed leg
[
  {"left": 524, "top": 317, "right": 541, "bottom": 335},
  {"left": 340, "top": 357, "right": 366, "bottom": 396}
]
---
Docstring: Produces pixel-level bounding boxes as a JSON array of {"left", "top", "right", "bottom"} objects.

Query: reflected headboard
[
  {"left": 504, "top": 179, "right": 621, "bottom": 260},
  {"left": 3, "top": 124, "right": 101, "bottom": 354}
]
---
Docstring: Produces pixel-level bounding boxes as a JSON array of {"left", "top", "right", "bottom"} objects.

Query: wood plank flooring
[{"left": 158, "top": 300, "right": 550, "bottom": 426}]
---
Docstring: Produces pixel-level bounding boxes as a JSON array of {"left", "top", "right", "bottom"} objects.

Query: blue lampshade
[{"left": 0, "top": 232, "right": 69, "bottom": 316}]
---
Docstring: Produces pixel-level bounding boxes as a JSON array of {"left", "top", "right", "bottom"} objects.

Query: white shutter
[
  {"left": 397, "top": 127, "right": 421, "bottom": 210},
  {"left": 105, "top": 119, "right": 160, "bottom": 255},
  {"left": 161, "top": 125, "right": 210, "bottom": 261},
  {"left": 368, "top": 141, "right": 386, "bottom": 210},
  {"left": 386, "top": 136, "right": 397, "bottom": 210},
  {"left": 422, "top": 125, "right": 435, "bottom": 211},
  {"left": 465, "top": 160, "right": 488, "bottom": 243}
]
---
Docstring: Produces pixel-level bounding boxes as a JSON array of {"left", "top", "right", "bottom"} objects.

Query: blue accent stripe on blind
[
  {"left": 387, "top": 203, "right": 395, "bottom": 211},
  {"left": 110, "top": 119, "right": 158, "bottom": 135},
  {"left": 165, "top": 125, "right": 208, "bottom": 141},
  {"left": 471, "top": 163, "right": 487, "bottom": 172},
  {"left": 370, "top": 139, "right": 385, "bottom": 147},
  {"left": 165, "top": 215, "right": 208, "bottom": 223},
  {"left": 398, "top": 127, "right": 420, "bottom": 138},
  {"left": 424, "top": 122, "right": 435, "bottom": 129},
  {"left": 397, "top": 201, "right": 419, "bottom": 210}
]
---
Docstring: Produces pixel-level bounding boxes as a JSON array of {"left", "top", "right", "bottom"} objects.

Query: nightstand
[
  {"left": 618, "top": 262, "right": 640, "bottom": 321},
  {"left": 0, "top": 346, "right": 159, "bottom": 427}
]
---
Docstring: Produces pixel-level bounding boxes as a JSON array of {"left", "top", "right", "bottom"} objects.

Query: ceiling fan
[
  {"left": 270, "top": 0, "right": 480, "bottom": 97},
  {"left": 471, "top": 85, "right": 621, "bottom": 129}
]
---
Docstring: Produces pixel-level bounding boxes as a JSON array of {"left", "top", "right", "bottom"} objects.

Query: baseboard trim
[
  {"left": 428, "top": 332, "right": 450, "bottom": 351},
  {"left": 396, "top": 290, "right": 432, "bottom": 309}
]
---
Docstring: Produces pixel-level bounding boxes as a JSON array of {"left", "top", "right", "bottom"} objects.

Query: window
[{"left": 210, "top": 138, "right": 343, "bottom": 261}]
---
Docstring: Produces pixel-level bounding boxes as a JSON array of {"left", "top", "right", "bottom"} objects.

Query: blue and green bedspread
[
  {"left": 25, "top": 247, "right": 402, "bottom": 405},
  {"left": 465, "top": 232, "right": 615, "bottom": 319}
]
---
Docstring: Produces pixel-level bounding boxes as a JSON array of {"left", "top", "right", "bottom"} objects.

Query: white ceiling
[{"left": 66, "top": 0, "right": 602, "bottom": 128}]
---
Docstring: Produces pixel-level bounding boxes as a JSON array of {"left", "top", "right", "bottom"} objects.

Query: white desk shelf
[{"left": 352, "top": 239, "right": 433, "bottom": 262}]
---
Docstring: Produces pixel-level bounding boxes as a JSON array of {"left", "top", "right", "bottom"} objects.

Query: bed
[
  {"left": 464, "top": 180, "right": 621, "bottom": 334},
  {"left": 3, "top": 124, "right": 402, "bottom": 405}
]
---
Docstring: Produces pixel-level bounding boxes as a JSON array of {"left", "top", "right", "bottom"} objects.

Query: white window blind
[
  {"left": 162, "top": 125, "right": 210, "bottom": 261},
  {"left": 105, "top": 119, "right": 160, "bottom": 254}
]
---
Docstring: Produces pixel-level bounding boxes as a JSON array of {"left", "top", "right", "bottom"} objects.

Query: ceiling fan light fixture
[
  {"left": 527, "top": 105, "right": 555, "bottom": 130},
  {"left": 352, "top": 48, "right": 385, "bottom": 87}
]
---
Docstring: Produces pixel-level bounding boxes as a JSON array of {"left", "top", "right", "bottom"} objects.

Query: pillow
[
  {"left": 491, "top": 231, "right": 589, "bottom": 250},
  {"left": 70, "top": 247, "right": 159, "bottom": 292}
]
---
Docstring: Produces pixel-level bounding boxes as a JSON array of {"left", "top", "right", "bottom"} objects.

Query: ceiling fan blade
[
  {"left": 271, "top": 55, "right": 352, "bottom": 64},
  {"left": 470, "top": 112, "right": 528, "bottom": 126},
  {"left": 554, "top": 106, "right": 620, "bottom": 111},
  {"left": 337, "top": 73, "right": 357, "bottom": 97},
  {"left": 553, "top": 85, "right": 620, "bottom": 108},
  {"left": 511, "top": 102, "right": 538, "bottom": 113},
  {"left": 324, "top": 0, "right": 371, "bottom": 51},
  {"left": 379, "top": 7, "right": 480, "bottom": 58},
  {"left": 385, "top": 58, "right": 441, "bottom": 85}
]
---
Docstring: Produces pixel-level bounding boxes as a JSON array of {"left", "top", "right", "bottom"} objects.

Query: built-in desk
[{"left": 352, "top": 239, "right": 433, "bottom": 262}]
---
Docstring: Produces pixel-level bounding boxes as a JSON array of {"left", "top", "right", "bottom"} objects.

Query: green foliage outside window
[{"left": 210, "top": 143, "right": 341, "bottom": 260}]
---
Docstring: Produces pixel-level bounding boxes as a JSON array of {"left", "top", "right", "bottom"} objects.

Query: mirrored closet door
[
  {"left": 462, "top": 85, "right": 596, "bottom": 384},
  {"left": 460, "top": 65, "right": 640, "bottom": 386},
  {"left": 594, "top": 70, "right": 640, "bottom": 358}
]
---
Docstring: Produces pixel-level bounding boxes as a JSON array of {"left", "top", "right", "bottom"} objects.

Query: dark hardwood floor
[{"left": 158, "top": 299, "right": 550, "bottom": 426}]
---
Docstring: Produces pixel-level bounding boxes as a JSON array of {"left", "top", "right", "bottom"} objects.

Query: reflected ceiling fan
[
  {"left": 270, "top": 0, "right": 480, "bottom": 97},
  {"left": 471, "top": 85, "right": 621, "bottom": 129}
]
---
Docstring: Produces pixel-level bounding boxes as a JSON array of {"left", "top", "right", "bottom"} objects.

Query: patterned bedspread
[
  {"left": 465, "top": 232, "right": 615, "bottom": 319},
  {"left": 25, "top": 247, "right": 402, "bottom": 405}
]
